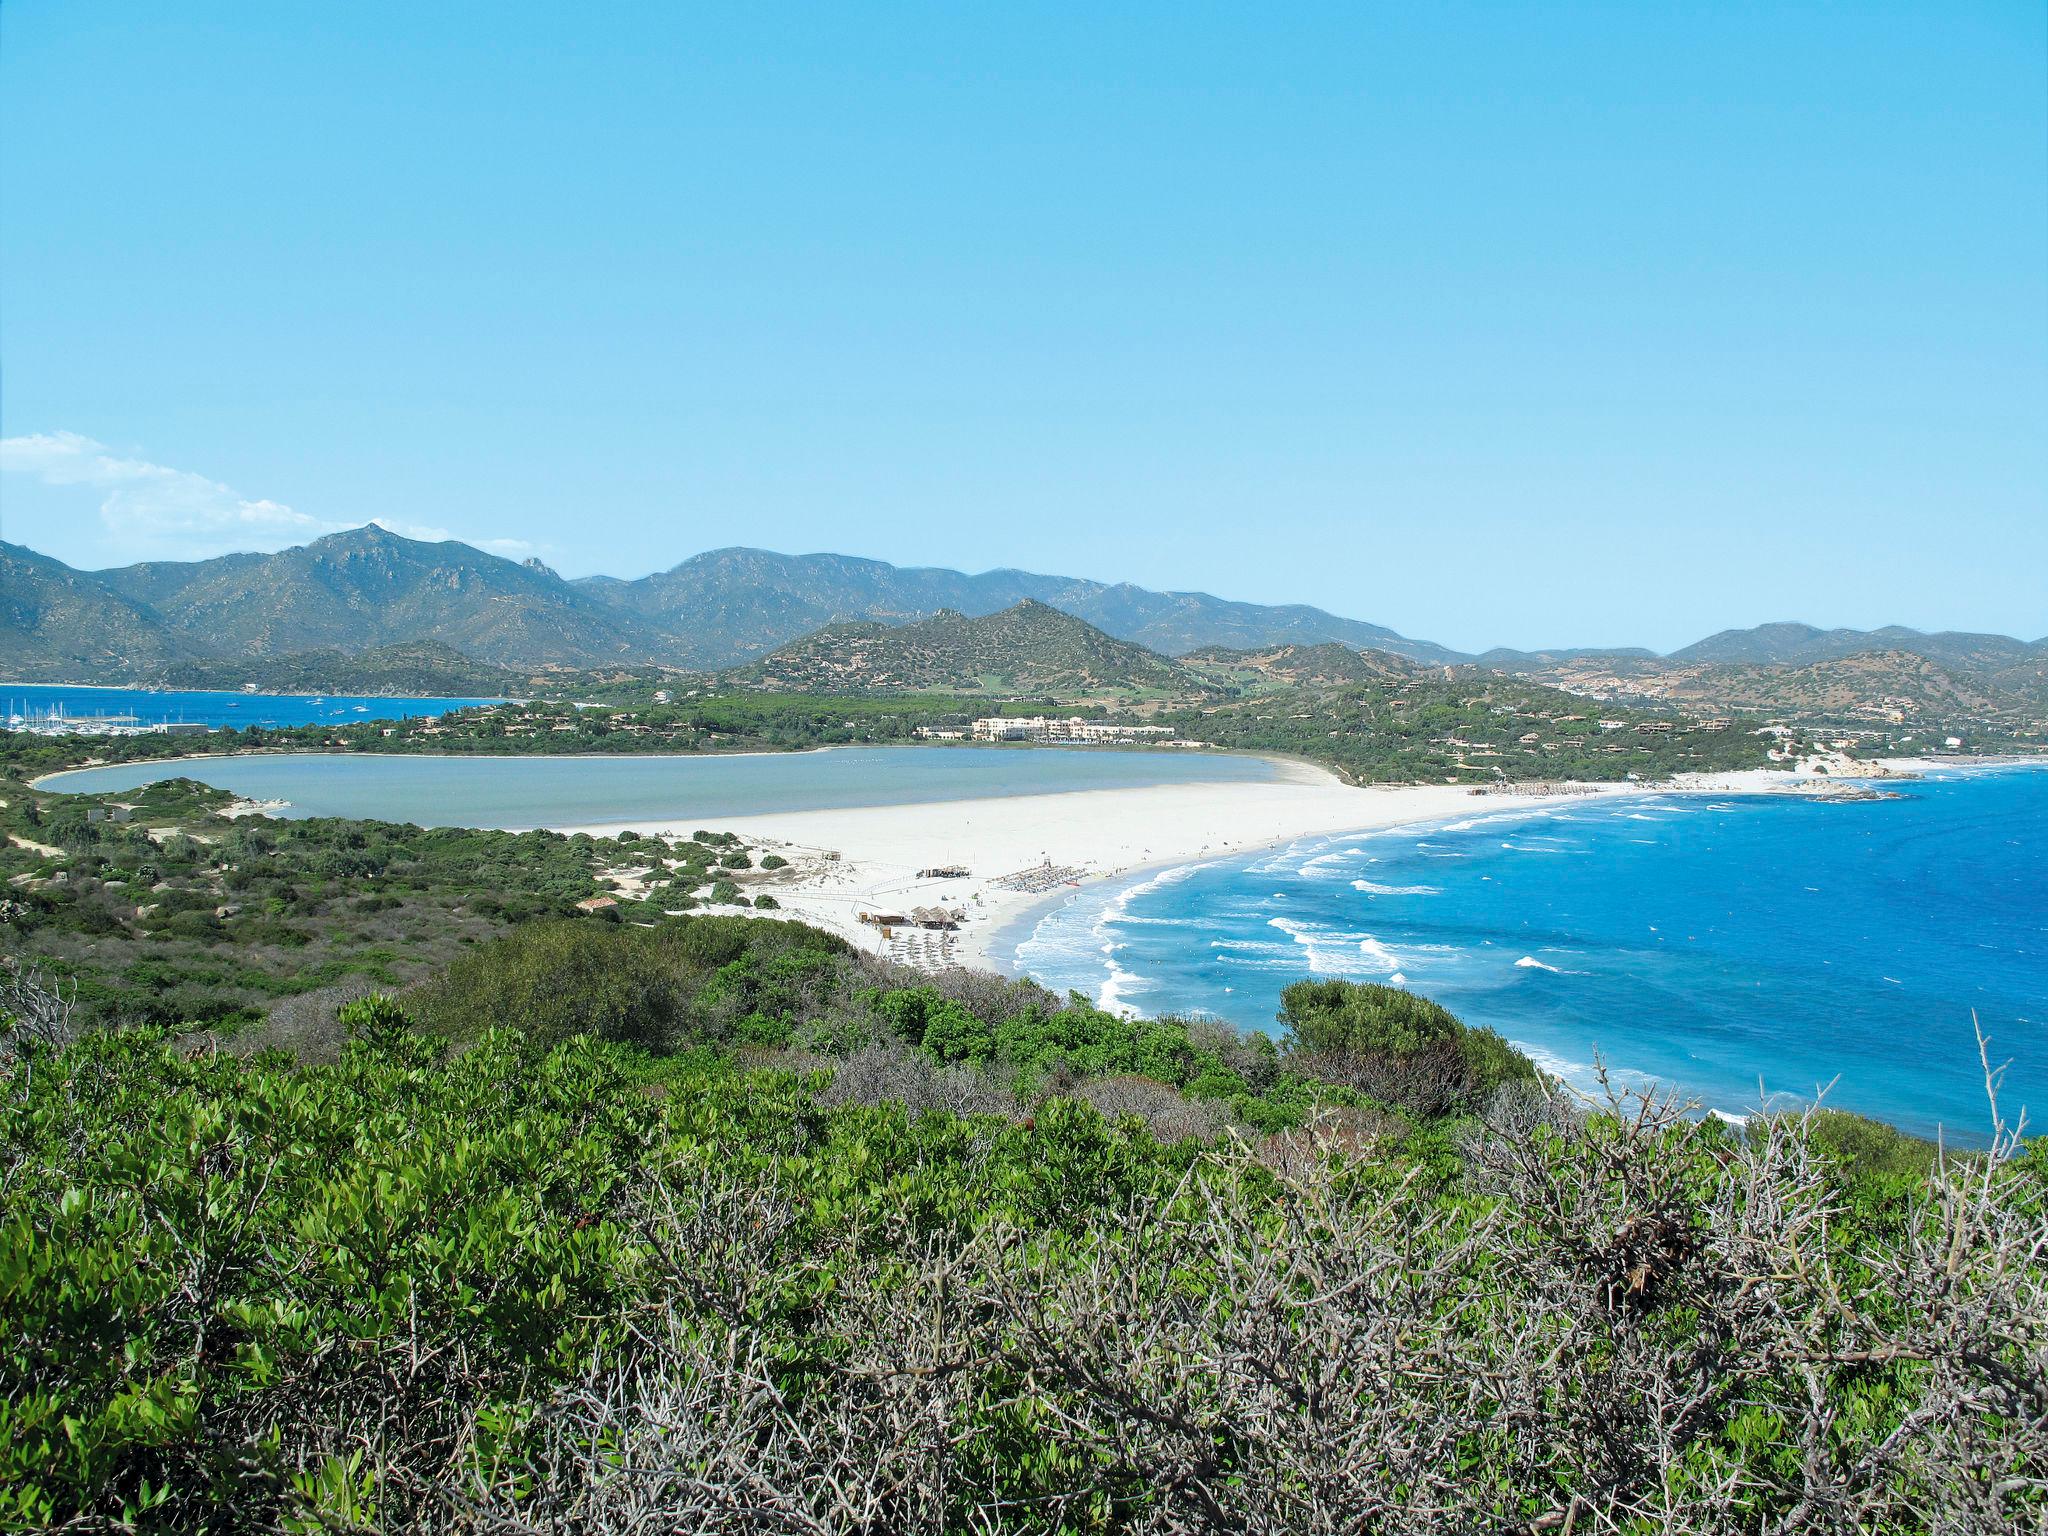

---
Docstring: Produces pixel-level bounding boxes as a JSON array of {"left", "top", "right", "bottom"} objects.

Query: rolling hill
[
  {"left": 1665, "top": 621, "right": 2043, "bottom": 671},
  {"left": 0, "top": 541, "right": 197, "bottom": 680},
  {"left": 1608, "top": 650, "right": 2046, "bottom": 734},
  {"left": 1484, "top": 623, "right": 2048, "bottom": 739},
  {"left": 153, "top": 641, "right": 538, "bottom": 698},
  {"left": 727, "top": 601, "right": 1200, "bottom": 697},
  {"left": 1179, "top": 641, "right": 1425, "bottom": 690}
]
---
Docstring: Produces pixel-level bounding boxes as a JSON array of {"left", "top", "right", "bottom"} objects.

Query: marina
[{"left": 0, "top": 683, "right": 498, "bottom": 733}]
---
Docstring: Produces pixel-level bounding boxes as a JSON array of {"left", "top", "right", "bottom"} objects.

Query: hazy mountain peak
[{"left": 312, "top": 522, "right": 410, "bottom": 551}]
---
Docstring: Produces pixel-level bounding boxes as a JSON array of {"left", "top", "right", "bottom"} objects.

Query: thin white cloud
[
  {"left": 364, "top": 520, "right": 543, "bottom": 559},
  {"left": 370, "top": 515, "right": 455, "bottom": 544},
  {"left": 0, "top": 430, "right": 330, "bottom": 556},
  {"left": 0, "top": 431, "right": 540, "bottom": 565}
]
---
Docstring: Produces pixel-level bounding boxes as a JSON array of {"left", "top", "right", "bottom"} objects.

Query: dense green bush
[
  {"left": 400, "top": 919, "right": 1365, "bottom": 1131},
  {"left": 1278, "top": 978, "right": 1536, "bottom": 1116},
  {"left": 0, "top": 1021, "right": 679, "bottom": 1528},
  {"left": 0, "top": 1010, "right": 1211, "bottom": 1531},
  {"left": 2, "top": 1001, "right": 2038, "bottom": 1533},
  {"left": 1277, "top": 978, "right": 1464, "bottom": 1054},
  {"left": 411, "top": 920, "right": 690, "bottom": 1048}
]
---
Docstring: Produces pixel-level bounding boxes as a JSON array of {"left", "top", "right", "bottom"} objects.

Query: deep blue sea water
[
  {"left": 39, "top": 746, "right": 1282, "bottom": 830},
  {"left": 2, "top": 683, "right": 496, "bottom": 730},
  {"left": 1011, "top": 767, "right": 2048, "bottom": 1143}
]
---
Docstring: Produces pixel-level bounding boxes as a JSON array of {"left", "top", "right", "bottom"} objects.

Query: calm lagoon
[{"left": 40, "top": 745, "right": 1284, "bottom": 830}]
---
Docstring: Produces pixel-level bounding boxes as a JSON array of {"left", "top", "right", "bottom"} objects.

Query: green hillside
[
  {"left": 729, "top": 599, "right": 1203, "bottom": 697},
  {"left": 1168, "top": 668, "right": 1767, "bottom": 782},
  {"left": 1180, "top": 641, "right": 1423, "bottom": 689},
  {"left": 0, "top": 542, "right": 194, "bottom": 680},
  {"left": 96, "top": 526, "right": 666, "bottom": 668},
  {"left": 1, "top": 752, "right": 2037, "bottom": 1530}
]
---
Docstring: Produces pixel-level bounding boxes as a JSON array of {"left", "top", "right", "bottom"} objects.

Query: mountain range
[
  {"left": 0, "top": 526, "right": 1466, "bottom": 680},
  {"left": 569, "top": 544, "right": 1462, "bottom": 668},
  {"left": 1, "top": 528, "right": 2042, "bottom": 732}
]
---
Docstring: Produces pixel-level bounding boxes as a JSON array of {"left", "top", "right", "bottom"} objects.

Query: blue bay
[
  {"left": 2, "top": 683, "right": 497, "bottom": 731},
  {"left": 1010, "top": 768, "right": 2048, "bottom": 1143}
]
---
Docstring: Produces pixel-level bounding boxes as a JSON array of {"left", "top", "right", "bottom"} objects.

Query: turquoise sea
[
  {"left": 1010, "top": 767, "right": 2048, "bottom": 1143},
  {"left": 2, "top": 683, "right": 496, "bottom": 730},
  {"left": 39, "top": 745, "right": 1283, "bottom": 830}
]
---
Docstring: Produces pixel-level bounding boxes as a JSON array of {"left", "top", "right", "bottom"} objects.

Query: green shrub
[
  {"left": 411, "top": 921, "right": 686, "bottom": 1049},
  {"left": 1276, "top": 979, "right": 1534, "bottom": 1117},
  {"left": 1277, "top": 979, "right": 1462, "bottom": 1055}
]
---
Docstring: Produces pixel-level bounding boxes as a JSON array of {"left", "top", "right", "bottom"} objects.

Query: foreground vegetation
[
  {"left": 2, "top": 913, "right": 2043, "bottom": 1534},
  {"left": 0, "top": 773, "right": 780, "bottom": 1033}
]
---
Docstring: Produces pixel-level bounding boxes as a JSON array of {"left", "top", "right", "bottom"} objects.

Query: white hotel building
[{"left": 971, "top": 716, "right": 1176, "bottom": 745}]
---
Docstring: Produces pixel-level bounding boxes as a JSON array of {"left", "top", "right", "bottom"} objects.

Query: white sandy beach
[
  {"left": 563, "top": 755, "right": 1955, "bottom": 969},
  {"left": 568, "top": 763, "right": 1672, "bottom": 970}
]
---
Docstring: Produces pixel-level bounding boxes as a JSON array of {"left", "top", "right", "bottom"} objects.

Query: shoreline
[
  {"left": 971, "top": 767, "right": 1846, "bottom": 979},
  {"left": 32, "top": 743, "right": 2046, "bottom": 977},
  {"left": 574, "top": 758, "right": 2045, "bottom": 975},
  {"left": 561, "top": 772, "right": 1667, "bottom": 971}
]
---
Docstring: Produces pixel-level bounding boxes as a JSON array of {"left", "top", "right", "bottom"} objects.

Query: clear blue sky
[{"left": 2, "top": 2, "right": 2043, "bottom": 652}]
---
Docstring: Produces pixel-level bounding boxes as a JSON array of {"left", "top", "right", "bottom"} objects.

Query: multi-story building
[{"left": 971, "top": 716, "right": 1176, "bottom": 745}]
